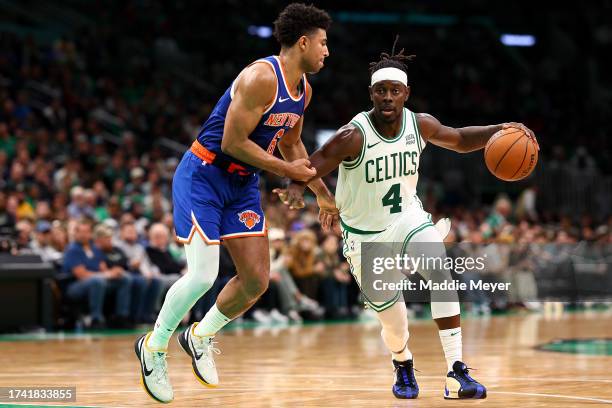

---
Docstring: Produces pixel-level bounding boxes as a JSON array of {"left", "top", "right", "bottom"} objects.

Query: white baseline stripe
[
  {"left": 489, "top": 391, "right": 612, "bottom": 404},
  {"left": 2, "top": 372, "right": 612, "bottom": 384},
  {"left": 74, "top": 387, "right": 612, "bottom": 403},
  {"left": 4, "top": 381, "right": 609, "bottom": 404}
]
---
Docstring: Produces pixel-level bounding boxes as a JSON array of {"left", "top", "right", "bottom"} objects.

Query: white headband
[{"left": 371, "top": 67, "right": 407, "bottom": 87}]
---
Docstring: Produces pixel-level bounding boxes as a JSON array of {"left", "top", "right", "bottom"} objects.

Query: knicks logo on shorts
[{"left": 238, "top": 210, "right": 261, "bottom": 230}]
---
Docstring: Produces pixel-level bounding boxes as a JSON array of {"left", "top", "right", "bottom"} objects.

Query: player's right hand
[
  {"left": 503, "top": 122, "right": 539, "bottom": 151},
  {"left": 284, "top": 159, "right": 316, "bottom": 182}
]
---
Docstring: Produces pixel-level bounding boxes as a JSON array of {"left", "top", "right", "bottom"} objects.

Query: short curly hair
[{"left": 273, "top": 3, "right": 332, "bottom": 47}]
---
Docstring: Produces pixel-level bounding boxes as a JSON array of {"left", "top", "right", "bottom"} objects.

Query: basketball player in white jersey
[{"left": 276, "top": 41, "right": 537, "bottom": 399}]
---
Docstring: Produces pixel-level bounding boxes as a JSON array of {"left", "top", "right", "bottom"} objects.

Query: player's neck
[
  {"left": 370, "top": 111, "right": 402, "bottom": 139},
  {"left": 278, "top": 51, "right": 305, "bottom": 94}
]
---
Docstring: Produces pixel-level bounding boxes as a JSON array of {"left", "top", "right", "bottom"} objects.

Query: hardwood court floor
[{"left": 1, "top": 311, "right": 611, "bottom": 407}]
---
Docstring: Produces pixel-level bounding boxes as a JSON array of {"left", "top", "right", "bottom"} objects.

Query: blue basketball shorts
[{"left": 172, "top": 151, "right": 266, "bottom": 245}]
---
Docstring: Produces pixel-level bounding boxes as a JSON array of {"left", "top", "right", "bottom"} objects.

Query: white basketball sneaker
[
  {"left": 134, "top": 332, "right": 173, "bottom": 403},
  {"left": 434, "top": 217, "right": 452, "bottom": 240},
  {"left": 178, "top": 323, "right": 220, "bottom": 387}
]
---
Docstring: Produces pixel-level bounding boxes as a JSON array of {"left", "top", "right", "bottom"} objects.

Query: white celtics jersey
[{"left": 336, "top": 108, "right": 426, "bottom": 233}]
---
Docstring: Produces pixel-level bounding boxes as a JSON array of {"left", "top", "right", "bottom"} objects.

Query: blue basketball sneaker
[
  {"left": 444, "top": 361, "right": 486, "bottom": 399},
  {"left": 392, "top": 359, "right": 419, "bottom": 399}
]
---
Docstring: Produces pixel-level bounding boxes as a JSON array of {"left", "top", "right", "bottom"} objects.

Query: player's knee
[
  {"left": 380, "top": 323, "right": 409, "bottom": 352},
  {"left": 377, "top": 302, "right": 409, "bottom": 349},
  {"left": 379, "top": 313, "right": 408, "bottom": 336},
  {"left": 242, "top": 271, "right": 269, "bottom": 299},
  {"left": 185, "top": 246, "right": 219, "bottom": 294},
  {"left": 189, "top": 274, "right": 216, "bottom": 295}
]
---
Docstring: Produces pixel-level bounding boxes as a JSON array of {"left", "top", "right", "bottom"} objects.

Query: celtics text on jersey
[{"left": 335, "top": 108, "right": 426, "bottom": 233}]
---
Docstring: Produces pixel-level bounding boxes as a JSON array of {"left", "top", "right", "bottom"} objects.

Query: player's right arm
[
  {"left": 221, "top": 64, "right": 315, "bottom": 181},
  {"left": 275, "top": 123, "right": 363, "bottom": 207},
  {"left": 308, "top": 124, "right": 363, "bottom": 178}
]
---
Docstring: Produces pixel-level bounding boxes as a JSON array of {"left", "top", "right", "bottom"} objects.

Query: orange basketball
[{"left": 484, "top": 127, "right": 538, "bottom": 181}]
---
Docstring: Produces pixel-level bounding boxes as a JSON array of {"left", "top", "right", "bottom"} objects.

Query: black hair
[
  {"left": 369, "top": 35, "right": 416, "bottom": 80},
  {"left": 273, "top": 3, "right": 332, "bottom": 47}
]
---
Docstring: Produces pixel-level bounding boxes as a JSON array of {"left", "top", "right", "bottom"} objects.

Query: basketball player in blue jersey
[
  {"left": 276, "top": 40, "right": 537, "bottom": 400},
  {"left": 134, "top": 4, "right": 335, "bottom": 403}
]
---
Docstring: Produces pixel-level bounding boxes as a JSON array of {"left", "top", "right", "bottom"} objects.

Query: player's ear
[
  {"left": 368, "top": 86, "right": 374, "bottom": 101},
  {"left": 405, "top": 86, "right": 411, "bottom": 102},
  {"left": 298, "top": 36, "right": 308, "bottom": 51}
]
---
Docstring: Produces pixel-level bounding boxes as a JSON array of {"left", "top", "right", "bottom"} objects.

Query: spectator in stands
[
  {"left": 0, "top": 122, "right": 16, "bottom": 159},
  {"left": 53, "top": 159, "right": 80, "bottom": 192},
  {"left": 129, "top": 199, "right": 149, "bottom": 236},
  {"left": 49, "top": 221, "right": 68, "bottom": 262},
  {"left": 126, "top": 167, "right": 146, "bottom": 195},
  {"left": 248, "top": 229, "right": 290, "bottom": 324},
  {"left": 14, "top": 219, "right": 33, "bottom": 254},
  {"left": 14, "top": 189, "right": 35, "bottom": 221},
  {"left": 103, "top": 152, "right": 129, "bottom": 188},
  {"left": 0, "top": 190, "right": 15, "bottom": 236},
  {"left": 316, "top": 234, "right": 351, "bottom": 318},
  {"left": 515, "top": 185, "right": 539, "bottom": 222},
  {"left": 268, "top": 228, "right": 321, "bottom": 322},
  {"left": 93, "top": 223, "right": 146, "bottom": 326},
  {"left": 62, "top": 219, "right": 133, "bottom": 328},
  {"left": 83, "top": 189, "right": 98, "bottom": 220},
  {"left": 30, "top": 220, "right": 63, "bottom": 266},
  {"left": 0, "top": 151, "right": 8, "bottom": 189},
  {"left": 146, "top": 223, "right": 185, "bottom": 304},
  {"left": 67, "top": 186, "right": 95, "bottom": 220},
  {"left": 483, "top": 196, "right": 512, "bottom": 238},
  {"left": 287, "top": 229, "right": 324, "bottom": 303},
  {"left": 34, "top": 200, "right": 52, "bottom": 221},
  {"left": 51, "top": 192, "right": 69, "bottom": 222},
  {"left": 458, "top": 230, "right": 492, "bottom": 315},
  {"left": 116, "top": 221, "right": 163, "bottom": 322}
]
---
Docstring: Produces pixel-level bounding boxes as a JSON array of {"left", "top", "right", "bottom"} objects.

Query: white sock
[
  {"left": 392, "top": 341, "right": 413, "bottom": 362},
  {"left": 439, "top": 327, "right": 462, "bottom": 372},
  {"left": 194, "top": 303, "right": 231, "bottom": 337}
]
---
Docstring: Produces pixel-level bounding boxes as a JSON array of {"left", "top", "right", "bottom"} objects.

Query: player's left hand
[
  {"left": 503, "top": 122, "right": 539, "bottom": 151},
  {"left": 272, "top": 183, "right": 306, "bottom": 210},
  {"left": 316, "top": 192, "right": 339, "bottom": 233}
]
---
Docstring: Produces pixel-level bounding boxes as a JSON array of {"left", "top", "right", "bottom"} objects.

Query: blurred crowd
[
  {"left": 440, "top": 197, "right": 612, "bottom": 315},
  {"left": 1, "top": 1, "right": 611, "bottom": 329}
]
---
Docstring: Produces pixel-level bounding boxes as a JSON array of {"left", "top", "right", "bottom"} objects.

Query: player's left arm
[
  {"left": 275, "top": 123, "right": 362, "bottom": 231},
  {"left": 417, "top": 113, "right": 537, "bottom": 153},
  {"left": 277, "top": 81, "right": 335, "bottom": 204}
]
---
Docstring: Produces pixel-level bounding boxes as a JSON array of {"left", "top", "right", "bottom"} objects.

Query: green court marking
[
  {"left": 0, "top": 319, "right": 364, "bottom": 342},
  {"left": 538, "top": 338, "right": 612, "bottom": 356},
  {"left": 0, "top": 309, "right": 607, "bottom": 343},
  {"left": 0, "top": 311, "right": 508, "bottom": 342}
]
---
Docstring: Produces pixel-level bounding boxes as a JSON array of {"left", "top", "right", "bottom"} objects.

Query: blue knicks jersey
[{"left": 197, "top": 56, "right": 307, "bottom": 173}]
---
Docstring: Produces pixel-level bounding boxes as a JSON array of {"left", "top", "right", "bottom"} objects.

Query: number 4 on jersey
[{"left": 382, "top": 183, "right": 402, "bottom": 214}]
